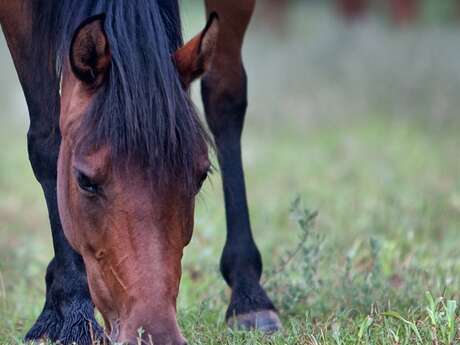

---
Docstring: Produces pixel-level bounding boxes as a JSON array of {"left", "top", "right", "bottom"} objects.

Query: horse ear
[
  {"left": 70, "top": 14, "right": 111, "bottom": 88},
  {"left": 173, "top": 12, "right": 219, "bottom": 88}
]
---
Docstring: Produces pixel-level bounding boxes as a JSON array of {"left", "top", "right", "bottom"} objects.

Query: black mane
[{"left": 32, "top": 0, "right": 207, "bottom": 192}]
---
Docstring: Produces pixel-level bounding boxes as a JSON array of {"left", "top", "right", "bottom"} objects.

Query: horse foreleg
[
  {"left": 0, "top": 3, "right": 102, "bottom": 344},
  {"left": 201, "top": 0, "right": 282, "bottom": 333}
]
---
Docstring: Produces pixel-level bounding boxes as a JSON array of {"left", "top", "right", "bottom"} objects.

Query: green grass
[
  {"left": 2, "top": 2, "right": 460, "bottom": 344},
  {"left": 1, "top": 114, "right": 460, "bottom": 344}
]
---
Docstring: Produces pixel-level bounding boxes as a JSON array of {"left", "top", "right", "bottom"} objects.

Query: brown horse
[{"left": 0, "top": 1, "right": 281, "bottom": 344}]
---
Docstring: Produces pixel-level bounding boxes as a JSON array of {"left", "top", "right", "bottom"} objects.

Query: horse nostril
[{"left": 95, "top": 249, "right": 106, "bottom": 260}]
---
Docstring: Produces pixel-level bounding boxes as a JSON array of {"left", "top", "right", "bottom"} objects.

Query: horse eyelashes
[{"left": 76, "top": 171, "right": 100, "bottom": 195}]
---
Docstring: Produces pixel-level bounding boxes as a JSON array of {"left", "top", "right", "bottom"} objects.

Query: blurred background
[{"left": 1, "top": 0, "right": 460, "bottom": 343}]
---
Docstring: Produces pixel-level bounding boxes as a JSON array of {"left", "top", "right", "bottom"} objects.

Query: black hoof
[
  {"left": 25, "top": 299, "right": 103, "bottom": 345},
  {"left": 227, "top": 310, "right": 282, "bottom": 334}
]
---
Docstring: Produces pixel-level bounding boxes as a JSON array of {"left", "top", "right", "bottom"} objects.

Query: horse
[{"left": 0, "top": 1, "right": 282, "bottom": 344}]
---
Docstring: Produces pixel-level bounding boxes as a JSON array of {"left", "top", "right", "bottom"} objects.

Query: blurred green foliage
[{"left": 421, "top": 0, "right": 459, "bottom": 24}]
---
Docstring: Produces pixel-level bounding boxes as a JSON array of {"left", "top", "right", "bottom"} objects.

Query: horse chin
[
  {"left": 116, "top": 332, "right": 187, "bottom": 345},
  {"left": 113, "top": 314, "right": 186, "bottom": 345},
  {"left": 83, "top": 254, "right": 186, "bottom": 345}
]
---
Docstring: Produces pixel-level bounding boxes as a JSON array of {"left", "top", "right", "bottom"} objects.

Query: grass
[
  {"left": 2, "top": 2, "right": 460, "bottom": 345},
  {"left": 1, "top": 114, "right": 459, "bottom": 345}
]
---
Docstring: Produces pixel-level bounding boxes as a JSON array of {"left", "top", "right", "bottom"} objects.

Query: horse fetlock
[
  {"left": 26, "top": 259, "right": 102, "bottom": 345},
  {"left": 25, "top": 297, "right": 103, "bottom": 345},
  {"left": 220, "top": 246, "right": 263, "bottom": 287},
  {"left": 226, "top": 277, "right": 276, "bottom": 319}
]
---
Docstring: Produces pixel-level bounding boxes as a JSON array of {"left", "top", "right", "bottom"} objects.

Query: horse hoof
[{"left": 227, "top": 310, "right": 282, "bottom": 334}]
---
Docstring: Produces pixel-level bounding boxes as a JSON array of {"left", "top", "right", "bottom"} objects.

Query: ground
[{"left": 1, "top": 2, "right": 460, "bottom": 345}]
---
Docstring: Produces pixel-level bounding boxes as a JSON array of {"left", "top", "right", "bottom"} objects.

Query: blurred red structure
[
  {"left": 261, "top": 0, "right": 289, "bottom": 32},
  {"left": 337, "top": 0, "right": 419, "bottom": 25},
  {"left": 261, "top": 0, "right": 450, "bottom": 28},
  {"left": 390, "top": 0, "right": 418, "bottom": 25},
  {"left": 337, "top": 0, "right": 369, "bottom": 20}
]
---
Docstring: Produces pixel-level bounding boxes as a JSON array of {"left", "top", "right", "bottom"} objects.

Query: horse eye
[{"left": 76, "top": 171, "right": 100, "bottom": 195}]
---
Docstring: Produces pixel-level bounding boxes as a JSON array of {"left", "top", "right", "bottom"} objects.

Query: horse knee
[
  {"left": 27, "top": 127, "right": 60, "bottom": 183},
  {"left": 220, "top": 242, "right": 262, "bottom": 286},
  {"left": 201, "top": 67, "right": 248, "bottom": 138}
]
